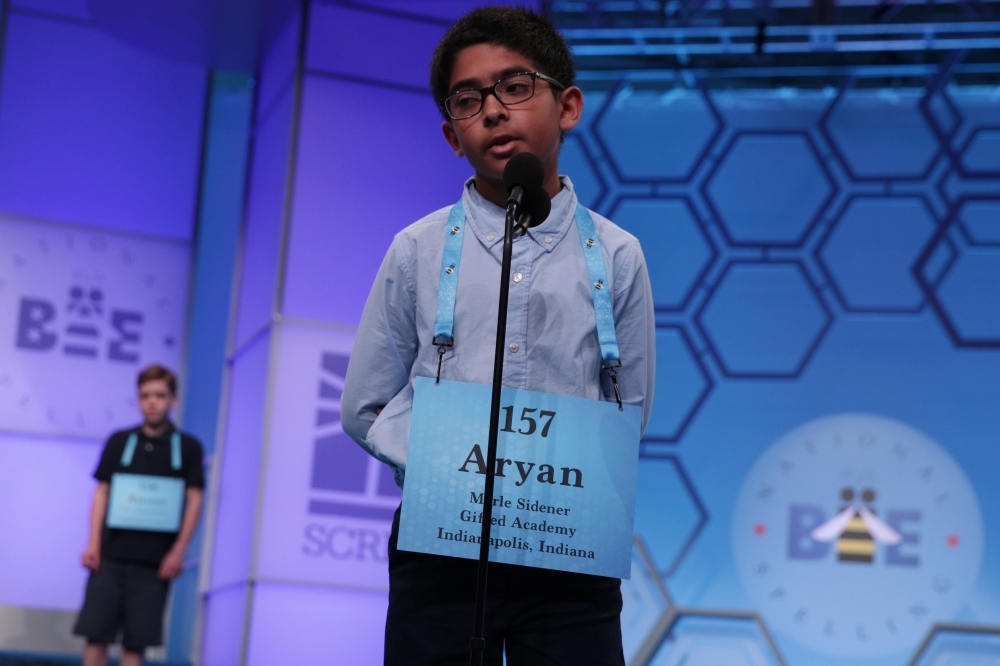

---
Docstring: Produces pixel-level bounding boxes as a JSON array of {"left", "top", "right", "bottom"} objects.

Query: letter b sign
[
  {"left": 787, "top": 504, "right": 830, "bottom": 560},
  {"left": 16, "top": 299, "right": 57, "bottom": 351}
]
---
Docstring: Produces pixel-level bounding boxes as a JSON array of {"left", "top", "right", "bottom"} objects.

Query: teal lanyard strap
[
  {"left": 119, "top": 430, "right": 182, "bottom": 471},
  {"left": 431, "top": 202, "right": 466, "bottom": 383},
  {"left": 573, "top": 206, "right": 621, "bottom": 366},
  {"left": 170, "top": 432, "right": 182, "bottom": 471},
  {"left": 432, "top": 200, "right": 623, "bottom": 404},
  {"left": 575, "top": 206, "right": 624, "bottom": 410},
  {"left": 120, "top": 433, "right": 138, "bottom": 466}
]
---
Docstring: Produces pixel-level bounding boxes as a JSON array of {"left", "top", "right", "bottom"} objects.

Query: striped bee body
[{"left": 836, "top": 510, "right": 876, "bottom": 563}]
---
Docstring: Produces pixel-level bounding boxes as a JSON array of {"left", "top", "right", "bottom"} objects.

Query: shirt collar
[
  {"left": 139, "top": 422, "right": 176, "bottom": 441},
  {"left": 462, "top": 176, "right": 579, "bottom": 258}
]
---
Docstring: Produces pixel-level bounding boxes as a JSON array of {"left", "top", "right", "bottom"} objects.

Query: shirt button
[
  {"left": 487, "top": 233, "right": 495, "bottom": 242},
  {"left": 512, "top": 272, "right": 523, "bottom": 283},
  {"left": 509, "top": 342, "right": 519, "bottom": 353},
  {"left": 544, "top": 236, "right": 552, "bottom": 244}
]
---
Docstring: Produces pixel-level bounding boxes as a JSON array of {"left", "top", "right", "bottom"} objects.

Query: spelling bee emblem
[
  {"left": 732, "top": 413, "right": 983, "bottom": 659},
  {"left": 811, "top": 487, "right": 902, "bottom": 563}
]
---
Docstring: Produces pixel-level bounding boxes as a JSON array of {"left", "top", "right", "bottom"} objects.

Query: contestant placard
[
  {"left": 398, "top": 377, "right": 641, "bottom": 578},
  {"left": 106, "top": 473, "right": 185, "bottom": 532}
]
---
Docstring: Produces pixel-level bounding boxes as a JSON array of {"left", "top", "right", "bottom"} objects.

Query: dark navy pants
[
  {"left": 74, "top": 558, "right": 169, "bottom": 651},
  {"left": 384, "top": 508, "right": 626, "bottom": 666}
]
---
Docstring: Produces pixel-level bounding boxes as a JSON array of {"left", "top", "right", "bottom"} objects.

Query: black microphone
[
  {"left": 503, "top": 153, "right": 545, "bottom": 217},
  {"left": 515, "top": 188, "right": 551, "bottom": 236}
]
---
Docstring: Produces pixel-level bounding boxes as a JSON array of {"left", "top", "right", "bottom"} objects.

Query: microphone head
[
  {"left": 521, "top": 188, "right": 551, "bottom": 228},
  {"left": 503, "top": 153, "right": 544, "bottom": 197}
]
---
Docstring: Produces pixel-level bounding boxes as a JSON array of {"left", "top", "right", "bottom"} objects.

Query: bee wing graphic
[
  {"left": 810, "top": 507, "right": 857, "bottom": 542},
  {"left": 858, "top": 507, "right": 902, "bottom": 545}
]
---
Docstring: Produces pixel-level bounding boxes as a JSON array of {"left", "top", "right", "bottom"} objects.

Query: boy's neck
[
  {"left": 473, "top": 169, "right": 563, "bottom": 211},
  {"left": 142, "top": 420, "right": 172, "bottom": 438}
]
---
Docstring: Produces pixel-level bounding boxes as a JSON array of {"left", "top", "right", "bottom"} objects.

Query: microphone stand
[{"left": 469, "top": 200, "right": 521, "bottom": 666}]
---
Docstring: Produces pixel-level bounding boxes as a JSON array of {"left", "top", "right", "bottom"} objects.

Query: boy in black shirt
[{"left": 74, "top": 365, "right": 204, "bottom": 666}]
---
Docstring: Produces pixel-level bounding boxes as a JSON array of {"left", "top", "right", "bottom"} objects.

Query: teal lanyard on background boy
[{"left": 105, "top": 431, "right": 185, "bottom": 533}]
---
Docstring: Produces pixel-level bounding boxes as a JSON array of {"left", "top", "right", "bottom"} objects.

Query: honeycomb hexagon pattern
[
  {"left": 910, "top": 624, "right": 1000, "bottom": 665},
  {"left": 633, "top": 456, "right": 707, "bottom": 578},
  {"left": 621, "top": 537, "right": 674, "bottom": 663},
  {"left": 560, "top": 133, "right": 606, "bottom": 209},
  {"left": 696, "top": 262, "right": 832, "bottom": 378},
  {"left": 961, "top": 128, "right": 1000, "bottom": 175},
  {"left": 648, "top": 614, "right": 784, "bottom": 666},
  {"left": 704, "top": 133, "right": 834, "bottom": 247},
  {"left": 933, "top": 244, "right": 1000, "bottom": 344},
  {"left": 612, "top": 198, "right": 715, "bottom": 311},
  {"left": 957, "top": 199, "right": 1000, "bottom": 245},
  {"left": 917, "top": 197, "right": 1000, "bottom": 348},
  {"left": 595, "top": 85, "right": 721, "bottom": 182},
  {"left": 822, "top": 87, "right": 939, "bottom": 180},
  {"left": 538, "top": 70, "right": 1000, "bottom": 663},
  {"left": 643, "top": 327, "right": 711, "bottom": 443},
  {"left": 817, "top": 196, "right": 938, "bottom": 313}
]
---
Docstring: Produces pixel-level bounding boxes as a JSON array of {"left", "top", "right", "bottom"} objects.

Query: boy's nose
[{"left": 481, "top": 92, "right": 509, "bottom": 124}]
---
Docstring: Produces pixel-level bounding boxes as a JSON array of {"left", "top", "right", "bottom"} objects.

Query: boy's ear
[
  {"left": 557, "top": 86, "right": 584, "bottom": 134},
  {"left": 441, "top": 120, "right": 465, "bottom": 158}
]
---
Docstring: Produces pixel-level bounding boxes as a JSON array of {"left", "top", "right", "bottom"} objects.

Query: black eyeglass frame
[{"left": 441, "top": 72, "right": 567, "bottom": 121}]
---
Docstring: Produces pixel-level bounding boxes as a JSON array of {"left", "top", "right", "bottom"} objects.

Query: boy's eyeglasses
[{"left": 442, "top": 72, "right": 566, "bottom": 121}]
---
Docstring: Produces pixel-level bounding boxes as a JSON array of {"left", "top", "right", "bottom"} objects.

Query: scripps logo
[
  {"left": 732, "top": 414, "right": 983, "bottom": 658},
  {"left": 301, "top": 351, "right": 399, "bottom": 563},
  {"left": 786, "top": 485, "right": 921, "bottom": 568},
  {"left": 15, "top": 285, "right": 145, "bottom": 362}
]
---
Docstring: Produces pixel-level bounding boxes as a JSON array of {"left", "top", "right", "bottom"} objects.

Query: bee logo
[{"left": 811, "top": 487, "right": 902, "bottom": 563}]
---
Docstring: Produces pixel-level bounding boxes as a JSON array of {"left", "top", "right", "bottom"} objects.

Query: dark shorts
[
  {"left": 73, "top": 558, "right": 169, "bottom": 650},
  {"left": 384, "top": 508, "right": 625, "bottom": 666}
]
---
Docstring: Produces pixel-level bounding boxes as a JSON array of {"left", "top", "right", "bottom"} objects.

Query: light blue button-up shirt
[{"left": 342, "top": 177, "right": 655, "bottom": 482}]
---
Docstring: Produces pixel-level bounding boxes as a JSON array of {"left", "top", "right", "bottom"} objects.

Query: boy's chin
[
  {"left": 471, "top": 162, "right": 506, "bottom": 184},
  {"left": 473, "top": 147, "right": 516, "bottom": 167}
]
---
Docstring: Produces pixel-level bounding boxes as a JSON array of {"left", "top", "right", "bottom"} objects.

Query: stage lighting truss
[
  {"left": 547, "top": 0, "right": 1000, "bottom": 76},
  {"left": 563, "top": 22, "right": 1000, "bottom": 57}
]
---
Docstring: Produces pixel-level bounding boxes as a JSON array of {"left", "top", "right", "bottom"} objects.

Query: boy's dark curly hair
[{"left": 430, "top": 6, "right": 576, "bottom": 118}]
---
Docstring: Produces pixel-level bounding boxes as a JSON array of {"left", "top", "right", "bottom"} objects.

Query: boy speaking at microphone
[{"left": 343, "top": 7, "right": 654, "bottom": 665}]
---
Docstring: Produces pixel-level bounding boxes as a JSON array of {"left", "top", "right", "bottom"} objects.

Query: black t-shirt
[{"left": 94, "top": 424, "right": 205, "bottom": 565}]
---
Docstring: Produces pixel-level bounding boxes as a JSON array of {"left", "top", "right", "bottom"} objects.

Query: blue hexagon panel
[
  {"left": 958, "top": 200, "right": 1000, "bottom": 245},
  {"left": 925, "top": 91, "right": 961, "bottom": 138},
  {"left": 818, "top": 197, "right": 938, "bottom": 312},
  {"left": 697, "top": 262, "right": 831, "bottom": 378},
  {"left": 920, "top": 237, "right": 958, "bottom": 289},
  {"left": 822, "top": 88, "right": 939, "bottom": 179},
  {"left": 595, "top": 86, "right": 720, "bottom": 181},
  {"left": 643, "top": 327, "right": 711, "bottom": 442},
  {"left": 934, "top": 245, "right": 1000, "bottom": 344},
  {"left": 633, "top": 457, "right": 707, "bottom": 578},
  {"left": 622, "top": 538, "right": 674, "bottom": 663},
  {"left": 962, "top": 129, "right": 1000, "bottom": 174},
  {"left": 649, "top": 614, "right": 783, "bottom": 666},
  {"left": 612, "top": 198, "right": 715, "bottom": 311},
  {"left": 911, "top": 626, "right": 1000, "bottom": 665},
  {"left": 557, "top": 75, "right": 1000, "bottom": 666},
  {"left": 704, "top": 133, "right": 833, "bottom": 247},
  {"left": 560, "top": 133, "right": 605, "bottom": 209}
]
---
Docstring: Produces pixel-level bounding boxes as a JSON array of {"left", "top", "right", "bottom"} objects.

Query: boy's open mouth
[{"left": 487, "top": 135, "right": 519, "bottom": 156}]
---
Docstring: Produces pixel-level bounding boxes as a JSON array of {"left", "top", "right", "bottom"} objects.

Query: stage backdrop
[
  {"left": 0, "top": 0, "right": 206, "bottom": 656},
  {"left": 0, "top": 1, "right": 255, "bottom": 660},
  {"left": 566, "top": 77, "right": 1000, "bottom": 666},
  {"left": 199, "top": 4, "right": 1000, "bottom": 666}
]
